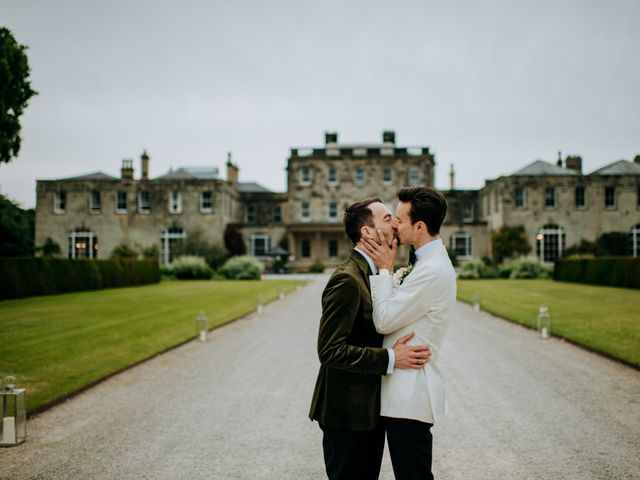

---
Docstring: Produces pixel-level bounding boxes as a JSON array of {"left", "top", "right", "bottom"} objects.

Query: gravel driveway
[{"left": 1, "top": 275, "right": 638, "bottom": 479}]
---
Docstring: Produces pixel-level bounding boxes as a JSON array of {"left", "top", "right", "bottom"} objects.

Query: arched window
[
  {"left": 161, "top": 227, "right": 186, "bottom": 265},
  {"left": 535, "top": 224, "right": 565, "bottom": 263},
  {"left": 68, "top": 229, "right": 98, "bottom": 259},
  {"left": 630, "top": 224, "right": 640, "bottom": 257}
]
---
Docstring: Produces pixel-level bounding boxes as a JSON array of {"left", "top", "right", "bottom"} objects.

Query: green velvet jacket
[{"left": 309, "top": 250, "right": 390, "bottom": 431}]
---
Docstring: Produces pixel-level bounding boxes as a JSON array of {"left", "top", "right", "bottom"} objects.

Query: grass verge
[
  {"left": 0, "top": 279, "right": 304, "bottom": 413},
  {"left": 457, "top": 279, "right": 640, "bottom": 368}
]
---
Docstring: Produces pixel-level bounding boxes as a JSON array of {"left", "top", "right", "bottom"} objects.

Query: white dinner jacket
[{"left": 369, "top": 241, "right": 456, "bottom": 424}]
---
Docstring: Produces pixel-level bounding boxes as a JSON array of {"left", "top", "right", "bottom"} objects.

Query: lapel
[{"left": 350, "top": 250, "right": 372, "bottom": 291}]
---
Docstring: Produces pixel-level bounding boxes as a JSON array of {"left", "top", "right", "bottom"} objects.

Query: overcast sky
[{"left": 1, "top": 0, "right": 639, "bottom": 208}]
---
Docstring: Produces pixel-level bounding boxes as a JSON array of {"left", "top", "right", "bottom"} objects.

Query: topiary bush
[
  {"left": 218, "top": 255, "right": 264, "bottom": 280},
  {"left": 170, "top": 255, "right": 213, "bottom": 280}
]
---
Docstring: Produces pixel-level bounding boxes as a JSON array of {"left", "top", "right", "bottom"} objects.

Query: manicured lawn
[
  {"left": 457, "top": 279, "right": 640, "bottom": 368},
  {"left": 0, "top": 279, "right": 304, "bottom": 413}
]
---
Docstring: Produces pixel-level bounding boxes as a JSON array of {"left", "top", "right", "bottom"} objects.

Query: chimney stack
[
  {"left": 325, "top": 132, "right": 338, "bottom": 144},
  {"left": 141, "top": 150, "right": 149, "bottom": 180},
  {"left": 382, "top": 130, "right": 396, "bottom": 144},
  {"left": 565, "top": 155, "right": 583, "bottom": 173},
  {"left": 121, "top": 159, "right": 134, "bottom": 180},
  {"left": 634, "top": 154, "right": 640, "bottom": 164},
  {"left": 556, "top": 151, "right": 563, "bottom": 167},
  {"left": 449, "top": 164, "right": 455, "bottom": 191},
  {"left": 226, "top": 152, "right": 239, "bottom": 183}
]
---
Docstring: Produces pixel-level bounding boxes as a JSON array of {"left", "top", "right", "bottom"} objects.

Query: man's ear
[{"left": 360, "top": 225, "right": 370, "bottom": 239}]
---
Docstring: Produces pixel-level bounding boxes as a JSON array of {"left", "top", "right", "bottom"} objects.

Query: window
[
  {"left": 605, "top": 186, "right": 616, "bottom": 208},
  {"left": 116, "top": 191, "right": 127, "bottom": 213},
  {"left": 138, "top": 191, "right": 151, "bottom": 213},
  {"left": 245, "top": 204, "right": 256, "bottom": 224},
  {"left": 250, "top": 234, "right": 271, "bottom": 257},
  {"left": 90, "top": 190, "right": 101, "bottom": 213},
  {"left": 354, "top": 166, "right": 366, "bottom": 186},
  {"left": 382, "top": 167, "right": 393, "bottom": 185},
  {"left": 54, "top": 191, "right": 66, "bottom": 213},
  {"left": 328, "top": 239, "right": 338, "bottom": 258},
  {"left": 408, "top": 167, "right": 421, "bottom": 185},
  {"left": 68, "top": 230, "right": 98, "bottom": 259},
  {"left": 272, "top": 205, "right": 282, "bottom": 223},
  {"left": 630, "top": 225, "right": 640, "bottom": 257},
  {"left": 450, "top": 232, "right": 472, "bottom": 259},
  {"left": 514, "top": 187, "right": 525, "bottom": 208},
  {"left": 328, "top": 166, "right": 339, "bottom": 186},
  {"left": 200, "top": 191, "right": 213, "bottom": 213},
  {"left": 328, "top": 201, "right": 338, "bottom": 222},
  {"left": 301, "top": 201, "right": 310, "bottom": 222},
  {"left": 575, "top": 186, "right": 586, "bottom": 208},
  {"left": 544, "top": 187, "right": 556, "bottom": 208},
  {"left": 462, "top": 202, "right": 474, "bottom": 223},
  {"left": 536, "top": 224, "right": 565, "bottom": 263},
  {"left": 301, "top": 239, "right": 311, "bottom": 259},
  {"left": 299, "top": 166, "right": 311, "bottom": 186},
  {"left": 169, "top": 191, "right": 182, "bottom": 214}
]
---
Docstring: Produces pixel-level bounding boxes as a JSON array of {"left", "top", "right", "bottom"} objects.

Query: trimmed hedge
[
  {"left": 553, "top": 257, "right": 640, "bottom": 289},
  {"left": 0, "top": 257, "right": 161, "bottom": 300}
]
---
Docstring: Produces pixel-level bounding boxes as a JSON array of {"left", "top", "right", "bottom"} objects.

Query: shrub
[
  {"left": 458, "top": 259, "right": 484, "bottom": 279},
  {"left": 170, "top": 255, "right": 213, "bottom": 280},
  {"left": 458, "top": 258, "right": 498, "bottom": 279},
  {"left": 506, "top": 257, "right": 549, "bottom": 279},
  {"left": 309, "top": 260, "right": 325, "bottom": 273},
  {"left": 173, "top": 228, "right": 229, "bottom": 270},
  {"left": 219, "top": 255, "right": 264, "bottom": 280}
]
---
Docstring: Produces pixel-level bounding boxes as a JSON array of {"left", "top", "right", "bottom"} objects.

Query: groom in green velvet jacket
[{"left": 309, "top": 197, "right": 431, "bottom": 480}]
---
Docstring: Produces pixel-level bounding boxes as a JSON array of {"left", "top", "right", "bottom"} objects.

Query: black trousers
[
  {"left": 320, "top": 422, "right": 385, "bottom": 480},
  {"left": 383, "top": 416, "right": 433, "bottom": 480}
]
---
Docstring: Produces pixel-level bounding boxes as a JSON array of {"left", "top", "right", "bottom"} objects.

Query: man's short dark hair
[
  {"left": 397, "top": 186, "right": 447, "bottom": 235},
  {"left": 343, "top": 197, "right": 383, "bottom": 244}
]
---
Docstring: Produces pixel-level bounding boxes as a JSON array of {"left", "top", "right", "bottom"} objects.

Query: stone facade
[{"left": 34, "top": 134, "right": 640, "bottom": 270}]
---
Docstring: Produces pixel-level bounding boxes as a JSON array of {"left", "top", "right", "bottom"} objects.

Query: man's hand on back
[{"left": 392, "top": 332, "right": 431, "bottom": 369}]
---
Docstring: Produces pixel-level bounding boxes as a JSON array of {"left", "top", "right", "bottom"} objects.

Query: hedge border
[
  {"left": 0, "top": 257, "right": 161, "bottom": 300},
  {"left": 553, "top": 257, "right": 640, "bottom": 289}
]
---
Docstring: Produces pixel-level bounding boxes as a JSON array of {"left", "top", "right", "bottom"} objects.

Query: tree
[
  {"left": 174, "top": 228, "right": 229, "bottom": 269},
  {"left": 491, "top": 225, "right": 531, "bottom": 264},
  {"left": 0, "top": 27, "right": 37, "bottom": 164},
  {"left": 0, "top": 193, "right": 34, "bottom": 256},
  {"left": 596, "top": 232, "right": 629, "bottom": 256},
  {"left": 224, "top": 224, "right": 246, "bottom": 256},
  {"left": 39, "top": 237, "right": 61, "bottom": 257}
]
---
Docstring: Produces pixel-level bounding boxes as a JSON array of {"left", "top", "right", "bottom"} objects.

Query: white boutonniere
[{"left": 393, "top": 265, "right": 414, "bottom": 286}]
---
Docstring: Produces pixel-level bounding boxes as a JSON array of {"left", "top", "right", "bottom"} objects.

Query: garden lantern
[
  {"left": 256, "top": 295, "right": 264, "bottom": 314},
  {"left": 1, "top": 377, "right": 26, "bottom": 447},
  {"left": 196, "top": 311, "right": 209, "bottom": 342},
  {"left": 472, "top": 293, "right": 481, "bottom": 313},
  {"left": 537, "top": 305, "right": 551, "bottom": 339}
]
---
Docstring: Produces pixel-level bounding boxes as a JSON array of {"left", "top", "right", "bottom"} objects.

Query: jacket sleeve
[
  {"left": 317, "top": 272, "right": 389, "bottom": 375},
  {"left": 370, "top": 266, "right": 437, "bottom": 334}
]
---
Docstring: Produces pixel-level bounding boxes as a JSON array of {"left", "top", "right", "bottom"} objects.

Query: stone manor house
[{"left": 35, "top": 131, "right": 640, "bottom": 270}]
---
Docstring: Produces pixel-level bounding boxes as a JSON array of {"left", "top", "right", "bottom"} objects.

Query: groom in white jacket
[{"left": 361, "top": 186, "right": 456, "bottom": 480}]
